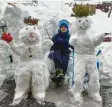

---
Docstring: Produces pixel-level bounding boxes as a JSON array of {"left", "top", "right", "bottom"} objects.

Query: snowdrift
[{"left": 0, "top": 0, "right": 112, "bottom": 88}]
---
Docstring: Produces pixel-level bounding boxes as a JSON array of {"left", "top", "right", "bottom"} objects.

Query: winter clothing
[
  {"left": 59, "top": 20, "right": 69, "bottom": 31},
  {"left": 49, "top": 20, "right": 73, "bottom": 77},
  {"left": 1, "top": 32, "right": 13, "bottom": 43}
]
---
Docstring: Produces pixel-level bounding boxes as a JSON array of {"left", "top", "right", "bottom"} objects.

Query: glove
[
  {"left": 1, "top": 32, "right": 13, "bottom": 43},
  {"left": 50, "top": 50, "right": 54, "bottom": 53},
  {"left": 48, "top": 50, "right": 54, "bottom": 59}
]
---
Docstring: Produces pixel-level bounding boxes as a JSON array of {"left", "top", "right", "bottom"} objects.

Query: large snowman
[
  {"left": 69, "top": 4, "right": 111, "bottom": 106},
  {"left": 1, "top": 17, "right": 53, "bottom": 105}
]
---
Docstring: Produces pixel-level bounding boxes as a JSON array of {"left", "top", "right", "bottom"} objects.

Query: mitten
[{"left": 1, "top": 32, "right": 13, "bottom": 43}]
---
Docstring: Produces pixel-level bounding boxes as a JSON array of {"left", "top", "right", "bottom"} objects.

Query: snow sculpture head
[
  {"left": 19, "top": 16, "right": 41, "bottom": 45},
  {"left": 76, "top": 17, "right": 92, "bottom": 32},
  {"left": 72, "top": 3, "right": 93, "bottom": 32},
  {"left": 19, "top": 25, "right": 41, "bottom": 45}
]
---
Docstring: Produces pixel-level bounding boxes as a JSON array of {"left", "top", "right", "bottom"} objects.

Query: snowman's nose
[
  {"left": 83, "top": 22, "right": 86, "bottom": 25},
  {"left": 30, "top": 34, "right": 34, "bottom": 38}
]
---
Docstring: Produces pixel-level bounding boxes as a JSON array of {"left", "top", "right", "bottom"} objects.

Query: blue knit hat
[{"left": 59, "top": 20, "right": 69, "bottom": 30}]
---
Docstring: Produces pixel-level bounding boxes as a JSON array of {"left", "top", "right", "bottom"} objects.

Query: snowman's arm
[
  {"left": 69, "top": 36, "right": 77, "bottom": 47},
  {"left": 93, "top": 33, "right": 105, "bottom": 47},
  {"left": 9, "top": 40, "right": 24, "bottom": 56},
  {"left": 42, "top": 39, "right": 53, "bottom": 54}
]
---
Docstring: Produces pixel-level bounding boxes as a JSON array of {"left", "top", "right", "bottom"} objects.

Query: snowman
[
  {"left": 1, "top": 17, "right": 53, "bottom": 105},
  {"left": 69, "top": 4, "right": 111, "bottom": 106}
]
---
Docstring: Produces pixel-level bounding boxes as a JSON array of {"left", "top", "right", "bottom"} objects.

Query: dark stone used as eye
[
  {"left": 86, "top": 20, "right": 88, "bottom": 22},
  {"left": 29, "top": 55, "right": 32, "bottom": 57},
  {"left": 79, "top": 20, "right": 81, "bottom": 22},
  {"left": 26, "top": 28, "right": 28, "bottom": 30}
]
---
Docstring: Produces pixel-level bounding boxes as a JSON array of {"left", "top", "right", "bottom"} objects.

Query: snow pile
[
  {"left": 97, "top": 42, "right": 112, "bottom": 85},
  {"left": 0, "top": 40, "right": 17, "bottom": 88},
  {"left": 0, "top": 1, "right": 72, "bottom": 40},
  {"left": 0, "top": 1, "right": 112, "bottom": 88},
  {"left": 90, "top": 9, "right": 112, "bottom": 34}
]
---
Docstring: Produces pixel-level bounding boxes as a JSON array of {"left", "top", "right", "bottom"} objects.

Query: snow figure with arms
[
  {"left": 69, "top": 4, "right": 112, "bottom": 106},
  {"left": 1, "top": 16, "right": 53, "bottom": 105}
]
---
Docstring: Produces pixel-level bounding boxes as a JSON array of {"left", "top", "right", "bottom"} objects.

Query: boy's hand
[{"left": 1, "top": 32, "right": 13, "bottom": 43}]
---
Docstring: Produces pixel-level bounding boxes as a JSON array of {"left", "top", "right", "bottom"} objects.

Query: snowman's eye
[
  {"left": 79, "top": 20, "right": 81, "bottom": 22},
  {"left": 26, "top": 28, "right": 28, "bottom": 30},
  {"left": 86, "top": 20, "right": 88, "bottom": 22},
  {"left": 34, "top": 26, "right": 36, "bottom": 30}
]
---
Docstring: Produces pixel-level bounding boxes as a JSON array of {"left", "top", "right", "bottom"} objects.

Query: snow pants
[{"left": 49, "top": 50, "right": 70, "bottom": 75}]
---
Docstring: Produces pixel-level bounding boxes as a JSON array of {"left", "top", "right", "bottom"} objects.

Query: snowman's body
[
  {"left": 69, "top": 17, "right": 106, "bottom": 106},
  {"left": 7, "top": 25, "right": 53, "bottom": 105},
  {"left": 73, "top": 32, "right": 95, "bottom": 54}
]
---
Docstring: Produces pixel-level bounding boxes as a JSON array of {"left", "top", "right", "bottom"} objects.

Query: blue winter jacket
[{"left": 50, "top": 31, "right": 74, "bottom": 52}]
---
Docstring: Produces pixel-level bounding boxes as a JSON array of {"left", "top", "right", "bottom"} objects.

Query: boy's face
[{"left": 60, "top": 26, "right": 67, "bottom": 33}]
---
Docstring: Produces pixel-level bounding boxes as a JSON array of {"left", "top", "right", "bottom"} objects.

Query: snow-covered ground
[{"left": 0, "top": 0, "right": 112, "bottom": 106}]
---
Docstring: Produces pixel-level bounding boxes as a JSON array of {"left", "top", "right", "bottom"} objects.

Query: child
[{"left": 48, "top": 20, "right": 74, "bottom": 81}]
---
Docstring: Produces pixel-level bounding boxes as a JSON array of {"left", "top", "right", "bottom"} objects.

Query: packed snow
[{"left": 0, "top": 0, "right": 112, "bottom": 92}]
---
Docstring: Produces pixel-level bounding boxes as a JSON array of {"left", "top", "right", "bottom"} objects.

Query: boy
[{"left": 48, "top": 20, "right": 73, "bottom": 83}]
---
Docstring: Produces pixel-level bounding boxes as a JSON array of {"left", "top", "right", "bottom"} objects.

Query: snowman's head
[
  {"left": 19, "top": 25, "right": 42, "bottom": 45},
  {"left": 76, "top": 17, "right": 92, "bottom": 32}
]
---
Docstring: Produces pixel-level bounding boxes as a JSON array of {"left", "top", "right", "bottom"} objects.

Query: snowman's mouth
[
  {"left": 27, "top": 38, "right": 37, "bottom": 43},
  {"left": 80, "top": 26, "right": 88, "bottom": 30}
]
